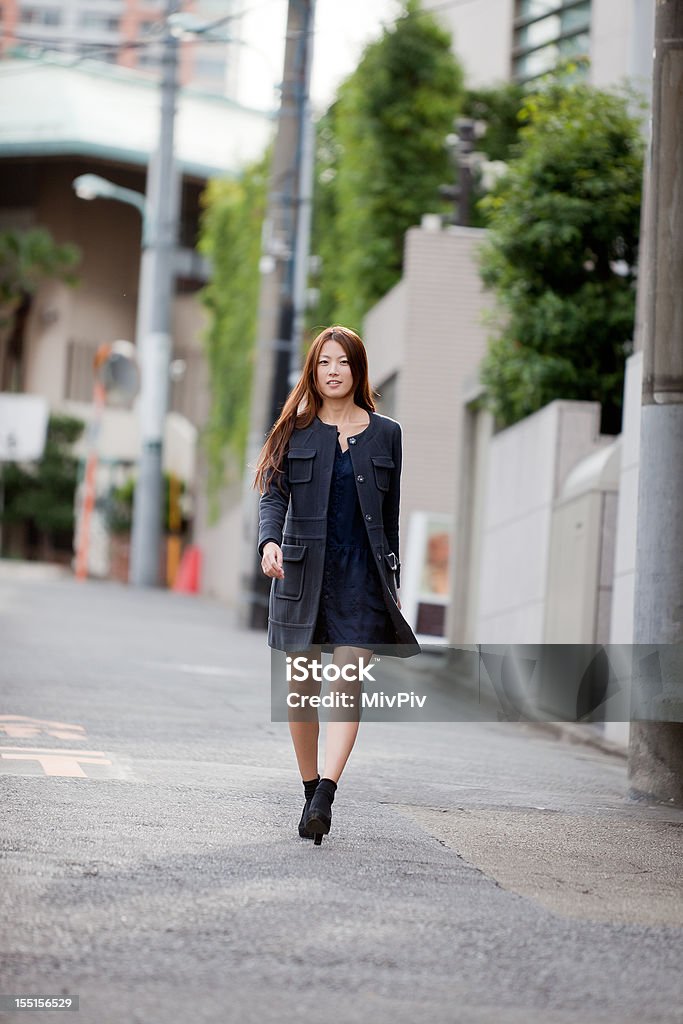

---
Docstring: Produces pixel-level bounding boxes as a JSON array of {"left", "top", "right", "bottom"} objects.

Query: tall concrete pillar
[{"left": 629, "top": 0, "right": 683, "bottom": 805}]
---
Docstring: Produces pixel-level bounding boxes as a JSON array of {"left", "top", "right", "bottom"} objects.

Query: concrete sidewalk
[{"left": 396, "top": 722, "right": 683, "bottom": 928}]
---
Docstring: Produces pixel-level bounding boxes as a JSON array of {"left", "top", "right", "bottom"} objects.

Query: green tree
[
  {"left": 0, "top": 227, "right": 80, "bottom": 391},
  {"left": 461, "top": 81, "right": 529, "bottom": 164},
  {"left": 0, "top": 414, "right": 84, "bottom": 559},
  {"left": 308, "top": 103, "right": 344, "bottom": 330},
  {"left": 477, "top": 78, "right": 645, "bottom": 433},
  {"left": 197, "top": 152, "right": 269, "bottom": 508},
  {"left": 309, "top": 0, "right": 465, "bottom": 329},
  {"left": 105, "top": 472, "right": 188, "bottom": 536}
]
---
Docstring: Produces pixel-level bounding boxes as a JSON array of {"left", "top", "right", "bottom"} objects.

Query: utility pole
[
  {"left": 628, "top": 0, "right": 683, "bottom": 806},
  {"left": 239, "top": 0, "right": 316, "bottom": 630},
  {"left": 439, "top": 117, "right": 476, "bottom": 226},
  {"left": 129, "top": 0, "right": 181, "bottom": 587}
]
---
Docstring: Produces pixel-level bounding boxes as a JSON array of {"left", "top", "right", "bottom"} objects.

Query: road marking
[
  {"left": 141, "top": 661, "right": 262, "bottom": 678},
  {"left": 0, "top": 747, "right": 112, "bottom": 778},
  {"left": 0, "top": 715, "right": 87, "bottom": 740}
]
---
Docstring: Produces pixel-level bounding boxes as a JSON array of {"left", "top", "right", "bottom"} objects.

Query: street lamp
[
  {"left": 72, "top": 158, "right": 175, "bottom": 587},
  {"left": 72, "top": 174, "right": 149, "bottom": 243},
  {"left": 73, "top": 174, "right": 146, "bottom": 214}
]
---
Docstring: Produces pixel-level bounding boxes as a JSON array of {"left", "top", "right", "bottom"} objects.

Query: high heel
[
  {"left": 303, "top": 777, "right": 337, "bottom": 844},
  {"left": 298, "top": 774, "right": 320, "bottom": 839}
]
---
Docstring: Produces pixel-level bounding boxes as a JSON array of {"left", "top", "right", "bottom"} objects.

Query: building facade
[
  {"left": 422, "top": 0, "right": 654, "bottom": 99},
  {"left": 0, "top": 56, "right": 273, "bottom": 578},
  {"left": 0, "top": 0, "right": 244, "bottom": 98}
]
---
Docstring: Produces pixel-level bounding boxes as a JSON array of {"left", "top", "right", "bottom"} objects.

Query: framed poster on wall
[{"left": 402, "top": 511, "right": 452, "bottom": 642}]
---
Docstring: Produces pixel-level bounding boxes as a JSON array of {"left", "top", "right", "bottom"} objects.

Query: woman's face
[{"left": 316, "top": 339, "right": 354, "bottom": 401}]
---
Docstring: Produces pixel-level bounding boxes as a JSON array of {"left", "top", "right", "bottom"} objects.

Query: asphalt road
[{"left": 1, "top": 568, "right": 682, "bottom": 1024}]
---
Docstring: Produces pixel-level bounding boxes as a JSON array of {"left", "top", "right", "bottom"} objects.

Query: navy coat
[{"left": 258, "top": 411, "right": 421, "bottom": 658}]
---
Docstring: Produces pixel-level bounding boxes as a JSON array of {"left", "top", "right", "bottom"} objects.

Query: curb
[
  {"left": 524, "top": 720, "right": 628, "bottom": 759},
  {"left": 0, "top": 559, "right": 72, "bottom": 582}
]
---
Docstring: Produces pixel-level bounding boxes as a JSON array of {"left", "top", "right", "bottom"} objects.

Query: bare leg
[
  {"left": 287, "top": 645, "right": 322, "bottom": 780},
  {"left": 322, "top": 645, "right": 373, "bottom": 783}
]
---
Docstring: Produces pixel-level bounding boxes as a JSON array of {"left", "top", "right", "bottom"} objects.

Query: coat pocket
[
  {"left": 371, "top": 455, "right": 395, "bottom": 491},
  {"left": 287, "top": 448, "right": 316, "bottom": 484},
  {"left": 274, "top": 543, "right": 307, "bottom": 601}
]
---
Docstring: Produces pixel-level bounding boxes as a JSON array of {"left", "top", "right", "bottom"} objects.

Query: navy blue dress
[{"left": 312, "top": 435, "right": 393, "bottom": 648}]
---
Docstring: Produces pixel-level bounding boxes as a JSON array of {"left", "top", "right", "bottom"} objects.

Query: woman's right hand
[{"left": 261, "top": 542, "right": 285, "bottom": 580}]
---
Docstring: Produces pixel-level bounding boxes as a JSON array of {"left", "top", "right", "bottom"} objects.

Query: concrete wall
[
  {"left": 363, "top": 280, "right": 406, "bottom": 390},
  {"left": 604, "top": 352, "right": 642, "bottom": 749},
  {"left": 475, "top": 401, "right": 611, "bottom": 643},
  {"left": 610, "top": 351, "right": 642, "bottom": 645},
  {"left": 449, "top": 397, "right": 494, "bottom": 645},
  {"left": 363, "top": 222, "right": 494, "bottom": 630},
  {"left": 543, "top": 440, "right": 620, "bottom": 644},
  {"left": 398, "top": 224, "right": 493, "bottom": 552}
]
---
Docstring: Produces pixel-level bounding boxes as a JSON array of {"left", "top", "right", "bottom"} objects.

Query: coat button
[
  {"left": 357, "top": 474, "right": 364, "bottom": 482},
  {"left": 349, "top": 437, "right": 357, "bottom": 444},
  {"left": 365, "top": 513, "right": 372, "bottom": 521}
]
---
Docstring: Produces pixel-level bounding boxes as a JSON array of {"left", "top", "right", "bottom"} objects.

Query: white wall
[
  {"left": 422, "top": 0, "right": 514, "bottom": 86},
  {"left": 604, "top": 353, "right": 641, "bottom": 749},
  {"left": 609, "top": 351, "right": 642, "bottom": 645},
  {"left": 544, "top": 440, "right": 620, "bottom": 644},
  {"left": 590, "top": 0, "right": 655, "bottom": 100},
  {"left": 397, "top": 225, "right": 493, "bottom": 543},
  {"left": 476, "top": 400, "right": 609, "bottom": 643},
  {"left": 363, "top": 279, "right": 406, "bottom": 388},
  {"left": 362, "top": 223, "right": 494, "bottom": 636}
]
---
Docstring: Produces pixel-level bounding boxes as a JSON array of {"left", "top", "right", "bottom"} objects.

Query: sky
[{"left": 237, "top": 0, "right": 402, "bottom": 113}]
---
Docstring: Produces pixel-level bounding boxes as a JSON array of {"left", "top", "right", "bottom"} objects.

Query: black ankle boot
[
  {"left": 298, "top": 775, "right": 320, "bottom": 839},
  {"left": 303, "top": 777, "right": 337, "bottom": 845}
]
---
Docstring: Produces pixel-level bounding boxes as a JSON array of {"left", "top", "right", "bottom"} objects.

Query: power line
[
  {"left": 0, "top": 3, "right": 284, "bottom": 67},
  {"left": 3, "top": 33, "right": 153, "bottom": 54},
  {"left": 0, "top": 0, "right": 286, "bottom": 54},
  {"left": 2, "top": 31, "right": 218, "bottom": 54}
]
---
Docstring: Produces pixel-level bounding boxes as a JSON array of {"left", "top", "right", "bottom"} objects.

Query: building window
[
  {"left": 136, "top": 51, "right": 162, "bottom": 68},
  {"left": 513, "top": 0, "right": 591, "bottom": 83},
  {"left": 79, "top": 12, "right": 121, "bottom": 32},
  {"left": 19, "top": 6, "right": 62, "bottom": 26}
]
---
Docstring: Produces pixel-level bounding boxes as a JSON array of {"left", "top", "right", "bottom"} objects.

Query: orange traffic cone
[{"left": 172, "top": 545, "right": 202, "bottom": 594}]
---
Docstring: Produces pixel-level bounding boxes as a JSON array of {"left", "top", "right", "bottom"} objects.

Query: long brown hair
[{"left": 252, "top": 325, "right": 377, "bottom": 495}]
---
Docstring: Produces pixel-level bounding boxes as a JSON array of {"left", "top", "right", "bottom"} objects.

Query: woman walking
[{"left": 253, "top": 325, "right": 420, "bottom": 845}]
